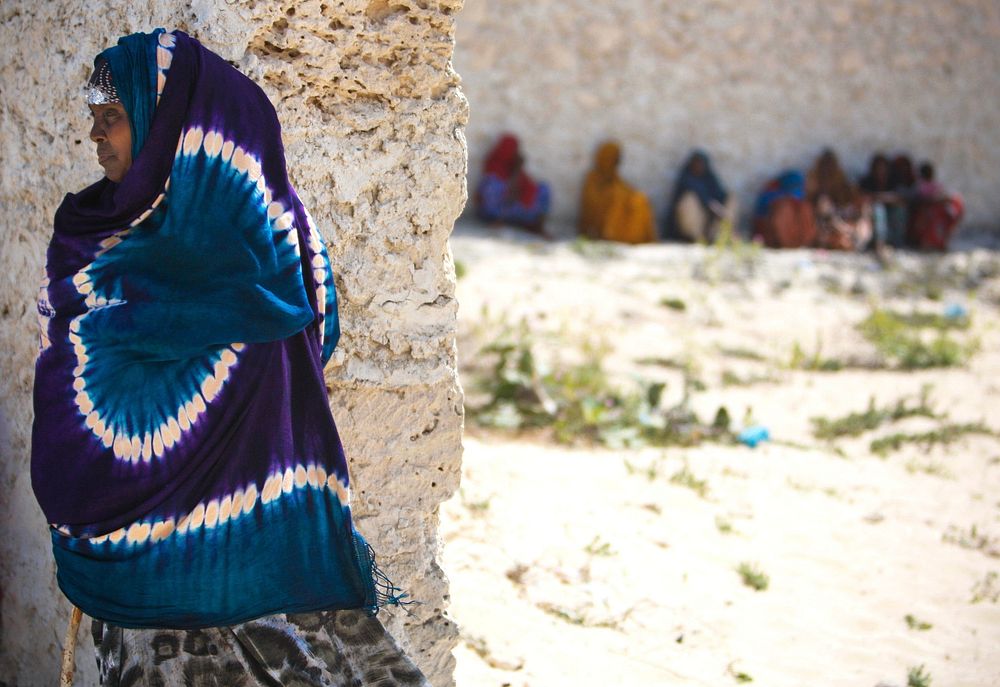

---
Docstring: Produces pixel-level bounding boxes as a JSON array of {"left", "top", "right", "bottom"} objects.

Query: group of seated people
[
  {"left": 753, "top": 150, "right": 964, "bottom": 252},
  {"left": 474, "top": 134, "right": 964, "bottom": 252}
]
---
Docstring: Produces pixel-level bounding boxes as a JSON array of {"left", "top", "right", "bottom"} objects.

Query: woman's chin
[{"left": 103, "top": 167, "right": 126, "bottom": 183}]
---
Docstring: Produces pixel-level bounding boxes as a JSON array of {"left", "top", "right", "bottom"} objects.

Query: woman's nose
[{"left": 89, "top": 121, "right": 106, "bottom": 143}]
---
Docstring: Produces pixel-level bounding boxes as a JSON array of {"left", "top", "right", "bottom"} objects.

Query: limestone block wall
[
  {"left": 456, "top": 0, "right": 1000, "bottom": 233},
  {"left": 0, "top": 2, "right": 467, "bottom": 685}
]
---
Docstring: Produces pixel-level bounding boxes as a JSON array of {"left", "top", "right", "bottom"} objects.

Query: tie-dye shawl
[{"left": 31, "top": 30, "right": 390, "bottom": 629}]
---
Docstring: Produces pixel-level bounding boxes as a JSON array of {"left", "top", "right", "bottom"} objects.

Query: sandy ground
[{"left": 440, "top": 222, "right": 1000, "bottom": 687}]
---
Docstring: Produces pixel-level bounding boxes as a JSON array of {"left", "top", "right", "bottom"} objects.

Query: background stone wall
[
  {"left": 456, "top": 0, "right": 1000, "bottom": 234},
  {"left": 0, "top": 1, "right": 466, "bottom": 685}
]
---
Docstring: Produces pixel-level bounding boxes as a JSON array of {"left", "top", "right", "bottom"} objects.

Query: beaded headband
[{"left": 85, "top": 58, "right": 120, "bottom": 105}]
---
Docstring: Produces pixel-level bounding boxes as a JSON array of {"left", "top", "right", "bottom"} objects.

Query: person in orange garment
[{"left": 578, "top": 141, "right": 656, "bottom": 244}]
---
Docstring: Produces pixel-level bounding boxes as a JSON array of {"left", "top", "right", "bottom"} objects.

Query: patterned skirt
[{"left": 91, "top": 610, "right": 430, "bottom": 686}]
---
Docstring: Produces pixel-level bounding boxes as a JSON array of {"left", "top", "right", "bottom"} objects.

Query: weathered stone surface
[
  {"left": 0, "top": 2, "right": 467, "bottom": 685},
  {"left": 456, "top": 0, "right": 1000, "bottom": 233}
]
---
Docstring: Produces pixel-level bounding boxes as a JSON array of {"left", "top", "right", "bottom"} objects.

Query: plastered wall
[
  {"left": 456, "top": 0, "right": 1000, "bottom": 233},
  {"left": 0, "top": 1, "right": 467, "bottom": 685}
]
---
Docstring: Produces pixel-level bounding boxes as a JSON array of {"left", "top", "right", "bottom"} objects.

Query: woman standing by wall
[{"left": 32, "top": 29, "right": 429, "bottom": 686}]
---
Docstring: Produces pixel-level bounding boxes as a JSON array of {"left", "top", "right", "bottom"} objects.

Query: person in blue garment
[
  {"left": 664, "top": 150, "right": 737, "bottom": 243},
  {"left": 475, "top": 133, "right": 551, "bottom": 235}
]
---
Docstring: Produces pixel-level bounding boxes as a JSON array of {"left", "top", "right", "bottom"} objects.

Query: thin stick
[{"left": 59, "top": 606, "right": 84, "bottom": 687}]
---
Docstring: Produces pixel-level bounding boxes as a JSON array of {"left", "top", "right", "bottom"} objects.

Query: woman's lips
[{"left": 98, "top": 152, "right": 115, "bottom": 164}]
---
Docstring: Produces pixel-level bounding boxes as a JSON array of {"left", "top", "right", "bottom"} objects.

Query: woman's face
[{"left": 88, "top": 103, "right": 132, "bottom": 182}]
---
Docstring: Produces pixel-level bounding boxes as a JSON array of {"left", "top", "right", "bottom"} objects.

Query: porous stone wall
[
  {"left": 456, "top": 0, "right": 1000, "bottom": 234},
  {"left": 0, "top": 2, "right": 467, "bottom": 685}
]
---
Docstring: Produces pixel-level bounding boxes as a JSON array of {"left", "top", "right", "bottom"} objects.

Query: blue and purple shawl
[{"left": 31, "top": 30, "right": 396, "bottom": 629}]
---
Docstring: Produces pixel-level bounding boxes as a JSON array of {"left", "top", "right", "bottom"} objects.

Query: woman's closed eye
[{"left": 88, "top": 107, "right": 121, "bottom": 122}]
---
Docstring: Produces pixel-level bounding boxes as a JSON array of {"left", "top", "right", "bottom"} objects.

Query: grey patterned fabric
[{"left": 91, "top": 610, "right": 429, "bottom": 686}]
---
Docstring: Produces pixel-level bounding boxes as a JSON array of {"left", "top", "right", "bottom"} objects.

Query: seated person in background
[
  {"left": 475, "top": 133, "right": 551, "bottom": 235},
  {"left": 806, "top": 149, "right": 872, "bottom": 251},
  {"left": 860, "top": 153, "right": 909, "bottom": 250},
  {"left": 579, "top": 141, "right": 656, "bottom": 244},
  {"left": 751, "top": 170, "right": 817, "bottom": 248},
  {"left": 664, "top": 150, "right": 737, "bottom": 243},
  {"left": 915, "top": 161, "right": 946, "bottom": 199},
  {"left": 908, "top": 161, "right": 963, "bottom": 251},
  {"left": 891, "top": 154, "right": 917, "bottom": 196}
]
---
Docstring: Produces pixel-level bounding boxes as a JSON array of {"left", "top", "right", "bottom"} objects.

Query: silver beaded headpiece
[{"left": 85, "top": 58, "right": 120, "bottom": 105}]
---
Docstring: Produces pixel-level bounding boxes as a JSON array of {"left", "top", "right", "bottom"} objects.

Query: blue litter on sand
[
  {"left": 944, "top": 302, "right": 968, "bottom": 320},
  {"left": 738, "top": 425, "right": 770, "bottom": 448}
]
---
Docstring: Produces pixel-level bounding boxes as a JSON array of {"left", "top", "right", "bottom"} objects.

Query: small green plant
[
  {"left": 736, "top": 562, "right": 769, "bottom": 591},
  {"left": 769, "top": 438, "right": 818, "bottom": 452},
  {"left": 670, "top": 465, "right": 709, "bottom": 498},
  {"left": 458, "top": 488, "right": 491, "bottom": 516},
  {"left": 786, "top": 477, "right": 811, "bottom": 492},
  {"left": 635, "top": 356, "right": 688, "bottom": 370},
  {"left": 537, "top": 602, "right": 589, "bottom": 626},
  {"left": 713, "top": 406, "right": 732, "bottom": 432},
  {"left": 463, "top": 631, "right": 524, "bottom": 671},
  {"left": 891, "top": 310, "right": 970, "bottom": 331},
  {"left": 659, "top": 296, "right": 687, "bottom": 311},
  {"left": 635, "top": 356, "right": 709, "bottom": 393},
  {"left": 718, "top": 346, "right": 767, "bottom": 362},
  {"left": 711, "top": 217, "right": 761, "bottom": 263},
  {"left": 570, "top": 236, "right": 622, "bottom": 260},
  {"left": 726, "top": 663, "right": 754, "bottom": 683},
  {"left": 535, "top": 601, "right": 628, "bottom": 630},
  {"left": 584, "top": 536, "right": 616, "bottom": 557},
  {"left": 788, "top": 340, "right": 843, "bottom": 372},
  {"left": 904, "top": 614, "right": 933, "bottom": 631},
  {"left": 685, "top": 375, "right": 708, "bottom": 392},
  {"left": 811, "top": 389, "right": 938, "bottom": 440},
  {"left": 859, "top": 308, "right": 977, "bottom": 369},
  {"left": 905, "top": 460, "right": 953, "bottom": 478},
  {"left": 870, "top": 422, "right": 996, "bottom": 457},
  {"left": 721, "top": 370, "right": 778, "bottom": 387},
  {"left": 907, "top": 664, "right": 932, "bottom": 687},
  {"left": 971, "top": 571, "right": 999, "bottom": 603},
  {"left": 624, "top": 458, "right": 661, "bottom": 482},
  {"left": 715, "top": 516, "right": 735, "bottom": 535},
  {"left": 454, "top": 259, "right": 467, "bottom": 280},
  {"left": 942, "top": 524, "right": 1000, "bottom": 558},
  {"left": 469, "top": 323, "right": 735, "bottom": 448}
]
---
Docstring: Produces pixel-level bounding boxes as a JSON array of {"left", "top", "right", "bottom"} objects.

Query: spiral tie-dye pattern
[{"left": 33, "top": 30, "right": 390, "bottom": 630}]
